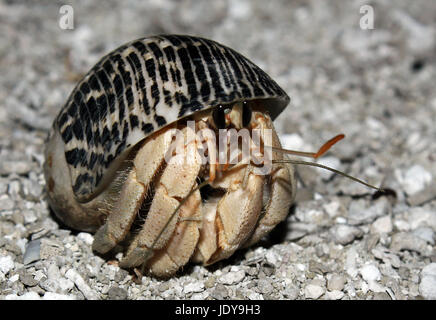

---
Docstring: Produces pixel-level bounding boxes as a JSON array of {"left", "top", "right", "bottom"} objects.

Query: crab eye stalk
[
  {"left": 242, "top": 102, "right": 252, "bottom": 127},
  {"left": 212, "top": 105, "right": 227, "bottom": 129}
]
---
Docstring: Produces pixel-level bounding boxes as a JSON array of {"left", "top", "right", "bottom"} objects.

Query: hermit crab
[{"left": 44, "top": 34, "right": 379, "bottom": 277}]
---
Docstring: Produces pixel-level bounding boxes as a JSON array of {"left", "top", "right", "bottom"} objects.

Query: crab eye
[
  {"left": 242, "top": 102, "right": 252, "bottom": 127},
  {"left": 212, "top": 105, "right": 226, "bottom": 129}
]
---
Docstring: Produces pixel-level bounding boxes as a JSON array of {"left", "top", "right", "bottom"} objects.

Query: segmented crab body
[{"left": 44, "top": 35, "right": 296, "bottom": 276}]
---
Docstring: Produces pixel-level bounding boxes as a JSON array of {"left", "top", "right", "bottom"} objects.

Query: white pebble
[
  {"left": 327, "top": 274, "right": 346, "bottom": 291},
  {"left": 47, "top": 263, "right": 61, "bottom": 280},
  {"left": 183, "top": 282, "right": 205, "bottom": 294},
  {"left": 22, "top": 209, "right": 37, "bottom": 224},
  {"left": 360, "top": 264, "right": 381, "bottom": 283},
  {"left": 360, "top": 279, "right": 369, "bottom": 294},
  {"left": 265, "top": 250, "right": 279, "bottom": 267},
  {"left": 248, "top": 291, "right": 263, "bottom": 300},
  {"left": 419, "top": 263, "right": 436, "bottom": 300},
  {"left": 65, "top": 268, "right": 99, "bottom": 300},
  {"left": 408, "top": 207, "right": 436, "bottom": 230},
  {"left": 190, "top": 292, "right": 209, "bottom": 300},
  {"left": 69, "top": 243, "right": 79, "bottom": 252},
  {"left": 43, "top": 292, "right": 76, "bottom": 300},
  {"left": 304, "top": 284, "right": 325, "bottom": 299},
  {"left": 9, "top": 274, "right": 19, "bottom": 282},
  {"left": 280, "top": 133, "right": 305, "bottom": 150},
  {"left": 219, "top": 270, "right": 246, "bottom": 285},
  {"left": 77, "top": 232, "right": 94, "bottom": 246},
  {"left": 371, "top": 216, "right": 393, "bottom": 234},
  {"left": 296, "top": 263, "right": 306, "bottom": 271},
  {"left": 345, "top": 247, "right": 358, "bottom": 278},
  {"left": 16, "top": 238, "right": 28, "bottom": 255},
  {"left": 324, "top": 290, "right": 344, "bottom": 300},
  {"left": 59, "top": 277, "right": 75, "bottom": 292},
  {"left": 368, "top": 281, "right": 387, "bottom": 293},
  {"left": 393, "top": 10, "right": 435, "bottom": 54},
  {"left": 396, "top": 165, "right": 432, "bottom": 195},
  {"left": 412, "top": 227, "right": 435, "bottom": 245},
  {"left": 390, "top": 232, "right": 428, "bottom": 255},
  {"left": 394, "top": 219, "right": 410, "bottom": 232},
  {"left": 0, "top": 255, "right": 15, "bottom": 274},
  {"left": 348, "top": 198, "right": 389, "bottom": 225},
  {"left": 5, "top": 292, "right": 41, "bottom": 300},
  {"left": 33, "top": 270, "right": 46, "bottom": 281},
  {"left": 323, "top": 201, "right": 341, "bottom": 218},
  {"left": 0, "top": 194, "right": 15, "bottom": 211},
  {"left": 335, "top": 216, "right": 347, "bottom": 224},
  {"left": 331, "top": 225, "right": 363, "bottom": 245},
  {"left": 228, "top": 0, "right": 252, "bottom": 20},
  {"left": 314, "top": 193, "right": 323, "bottom": 200}
]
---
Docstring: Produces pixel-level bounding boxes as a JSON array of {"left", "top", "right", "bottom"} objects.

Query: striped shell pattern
[{"left": 53, "top": 34, "right": 290, "bottom": 201}]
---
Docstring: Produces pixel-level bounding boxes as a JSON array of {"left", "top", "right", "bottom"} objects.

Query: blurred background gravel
[{"left": 1, "top": 0, "right": 436, "bottom": 300}]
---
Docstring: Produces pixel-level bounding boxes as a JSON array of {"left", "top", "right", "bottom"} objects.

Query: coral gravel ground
[{"left": 0, "top": 0, "right": 436, "bottom": 300}]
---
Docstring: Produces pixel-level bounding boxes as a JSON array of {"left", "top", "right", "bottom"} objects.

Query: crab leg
[
  {"left": 144, "top": 187, "right": 202, "bottom": 276},
  {"left": 243, "top": 118, "right": 295, "bottom": 247},
  {"left": 192, "top": 131, "right": 267, "bottom": 266},
  {"left": 120, "top": 127, "right": 202, "bottom": 272},
  {"left": 192, "top": 163, "right": 265, "bottom": 265},
  {"left": 92, "top": 127, "right": 173, "bottom": 254},
  {"left": 192, "top": 112, "right": 295, "bottom": 264},
  {"left": 214, "top": 166, "right": 265, "bottom": 263}
]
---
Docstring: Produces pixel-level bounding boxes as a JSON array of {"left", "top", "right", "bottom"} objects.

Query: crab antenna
[
  {"left": 273, "top": 159, "right": 383, "bottom": 191},
  {"left": 272, "top": 134, "right": 345, "bottom": 159},
  {"left": 269, "top": 134, "right": 384, "bottom": 191}
]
